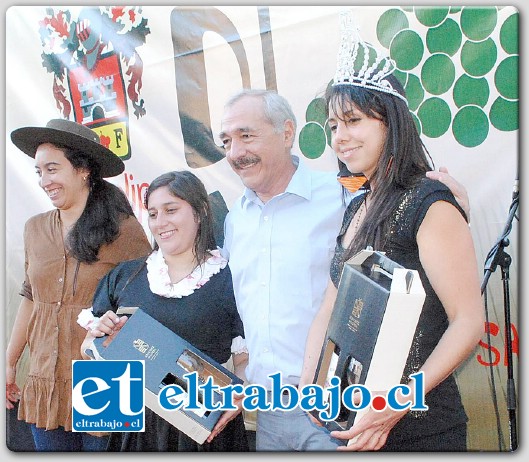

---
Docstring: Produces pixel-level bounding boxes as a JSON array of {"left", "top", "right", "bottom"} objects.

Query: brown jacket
[{"left": 17, "top": 209, "right": 152, "bottom": 431}]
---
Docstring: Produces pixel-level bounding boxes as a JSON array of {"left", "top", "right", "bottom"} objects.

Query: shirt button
[
  {"left": 57, "top": 301, "right": 61, "bottom": 306},
  {"left": 263, "top": 348, "right": 269, "bottom": 353},
  {"left": 263, "top": 216, "right": 269, "bottom": 222},
  {"left": 58, "top": 278, "right": 63, "bottom": 283}
]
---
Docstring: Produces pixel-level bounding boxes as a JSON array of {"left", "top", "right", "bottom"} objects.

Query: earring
[{"left": 83, "top": 175, "right": 88, "bottom": 181}]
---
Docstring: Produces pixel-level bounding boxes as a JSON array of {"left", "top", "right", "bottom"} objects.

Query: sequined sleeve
[{"left": 410, "top": 179, "right": 467, "bottom": 239}]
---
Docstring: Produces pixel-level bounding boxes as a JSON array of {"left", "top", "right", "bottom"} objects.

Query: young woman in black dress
[{"left": 80, "top": 171, "right": 249, "bottom": 452}]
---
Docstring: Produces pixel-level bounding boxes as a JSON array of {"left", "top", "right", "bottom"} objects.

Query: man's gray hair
[{"left": 224, "top": 89, "right": 297, "bottom": 135}]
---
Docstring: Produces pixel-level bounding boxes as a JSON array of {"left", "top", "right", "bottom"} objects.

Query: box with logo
[
  {"left": 312, "top": 249, "right": 425, "bottom": 435},
  {"left": 88, "top": 308, "right": 243, "bottom": 444}
]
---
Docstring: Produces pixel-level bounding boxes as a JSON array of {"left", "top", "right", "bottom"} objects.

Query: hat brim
[{"left": 11, "top": 126, "right": 124, "bottom": 178}]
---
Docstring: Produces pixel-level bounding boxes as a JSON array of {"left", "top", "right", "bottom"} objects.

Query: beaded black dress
[{"left": 330, "top": 178, "right": 469, "bottom": 451}]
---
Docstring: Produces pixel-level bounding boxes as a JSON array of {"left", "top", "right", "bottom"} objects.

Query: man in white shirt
[
  {"left": 214, "top": 89, "right": 349, "bottom": 450},
  {"left": 209, "top": 89, "right": 470, "bottom": 451}
]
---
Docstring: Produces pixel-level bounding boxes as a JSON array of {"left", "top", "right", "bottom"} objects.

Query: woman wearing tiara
[{"left": 300, "top": 13, "right": 484, "bottom": 451}]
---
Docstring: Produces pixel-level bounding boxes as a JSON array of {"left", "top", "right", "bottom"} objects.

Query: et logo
[{"left": 72, "top": 360, "right": 145, "bottom": 432}]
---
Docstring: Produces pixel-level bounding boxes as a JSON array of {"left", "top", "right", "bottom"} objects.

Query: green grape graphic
[
  {"left": 393, "top": 68, "right": 408, "bottom": 88},
  {"left": 461, "top": 38, "right": 497, "bottom": 77},
  {"left": 418, "top": 97, "right": 451, "bottom": 138},
  {"left": 490, "top": 97, "right": 518, "bottom": 132},
  {"left": 453, "top": 106, "right": 489, "bottom": 147},
  {"left": 377, "top": 6, "right": 517, "bottom": 146},
  {"left": 377, "top": 9, "right": 409, "bottom": 48},
  {"left": 390, "top": 30, "right": 424, "bottom": 71},
  {"left": 426, "top": 18, "right": 462, "bottom": 56},
  {"left": 500, "top": 12, "right": 518, "bottom": 54},
  {"left": 460, "top": 7, "right": 497, "bottom": 41},
  {"left": 298, "top": 6, "right": 518, "bottom": 158},
  {"left": 299, "top": 96, "right": 328, "bottom": 159},
  {"left": 404, "top": 74, "right": 425, "bottom": 112},
  {"left": 305, "top": 98, "right": 327, "bottom": 126},
  {"left": 495, "top": 56, "right": 518, "bottom": 100},
  {"left": 299, "top": 122, "right": 327, "bottom": 159},
  {"left": 421, "top": 54, "right": 456, "bottom": 95},
  {"left": 415, "top": 6, "right": 449, "bottom": 27},
  {"left": 453, "top": 75, "right": 489, "bottom": 108}
]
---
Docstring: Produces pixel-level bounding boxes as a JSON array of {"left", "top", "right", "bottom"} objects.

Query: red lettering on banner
[
  {"left": 476, "top": 322, "right": 518, "bottom": 367},
  {"left": 123, "top": 171, "right": 149, "bottom": 223}
]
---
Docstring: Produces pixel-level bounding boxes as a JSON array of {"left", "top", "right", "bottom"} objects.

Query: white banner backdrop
[{"left": 5, "top": 5, "right": 519, "bottom": 451}]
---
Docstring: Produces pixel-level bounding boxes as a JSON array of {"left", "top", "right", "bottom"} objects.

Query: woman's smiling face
[
  {"left": 34, "top": 143, "right": 89, "bottom": 211},
  {"left": 328, "top": 102, "right": 387, "bottom": 180},
  {"left": 147, "top": 186, "right": 199, "bottom": 258}
]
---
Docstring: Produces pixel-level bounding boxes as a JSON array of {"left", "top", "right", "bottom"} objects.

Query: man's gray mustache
[{"left": 233, "top": 157, "right": 260, "bottom": 168}]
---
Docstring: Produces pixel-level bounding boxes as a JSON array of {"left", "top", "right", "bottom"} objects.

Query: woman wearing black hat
[{"left": 6, "top": 119, "right": 152, "bottom": 451}]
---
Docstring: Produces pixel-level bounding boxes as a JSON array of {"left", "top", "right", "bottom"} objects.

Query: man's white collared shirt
[{"left": 223, "top": 157, "right": 347, "bottom": 387}]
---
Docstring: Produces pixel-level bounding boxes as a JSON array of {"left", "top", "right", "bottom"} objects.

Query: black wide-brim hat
[{"left": 10, "top": 118, "right": 124, "bottom": 178}]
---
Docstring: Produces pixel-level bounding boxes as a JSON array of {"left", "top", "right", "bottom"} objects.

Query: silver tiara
[{"left": 332, "top": 10, "right": 407, "bottom": 103}]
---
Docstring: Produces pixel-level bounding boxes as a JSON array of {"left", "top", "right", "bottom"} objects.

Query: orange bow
[{"left": 338, "top": 175, "right": 368, "bottom": 193}]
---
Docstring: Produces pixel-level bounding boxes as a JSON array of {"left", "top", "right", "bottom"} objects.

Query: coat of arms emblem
[{"left": 39, "top": 6, "right": 150, "bottom": 160}]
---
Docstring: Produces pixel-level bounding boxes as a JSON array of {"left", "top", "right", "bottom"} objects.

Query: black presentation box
[
  {"left": 89, "top": 308, "right": 242, "bottom": 444},
  {"left": 312, "top": 250, "right": 425, "bottom": 438}
]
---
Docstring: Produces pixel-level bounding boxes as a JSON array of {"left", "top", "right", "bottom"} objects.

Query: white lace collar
[{"left": 146, "top": 248, "right": 227, "bottom": 298}]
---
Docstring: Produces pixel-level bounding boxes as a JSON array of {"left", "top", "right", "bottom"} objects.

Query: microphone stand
[{"left": 480, "top": 186, "right": 518, "bottom": 451}]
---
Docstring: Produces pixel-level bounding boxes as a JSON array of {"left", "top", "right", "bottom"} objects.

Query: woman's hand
[
  {"left": 5, "top": 364, "right": 20, "bottom": 410},
  {"left": 207, "top": 351, "right": 248, "bottom": 442},
  {"left": 206, "top": 393, "right": 244, "bottom": 443},
  {"left": 330, "top": 390, "right": 409, "bottom": 451},
  {"left": 89, "top": 310, "right": 127, "bottom": 338},
  {"left": 426, "top": 167, "right": 470, "bottom": 220},
  {"left": 80, "top": 310, "right": 128, "bottom": 358},
  {"left": 6, "top": 297, "right": 33, "bottom": 408}
]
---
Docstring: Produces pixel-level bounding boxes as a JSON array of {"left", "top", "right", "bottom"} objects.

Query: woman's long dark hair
[
  {"left": 144, "top": 170, "right": 216, "bottom": 264},
  {"left": 64, "top": 147, "right": 134, "bottom": 263},
  {"left": 325, "top": 75, "right": 434, "bottom": 257}
]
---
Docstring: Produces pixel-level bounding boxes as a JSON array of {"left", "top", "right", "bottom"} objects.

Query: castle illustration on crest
[{"left": 78, "top": 75, "right": 118, "bottom": 123}]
